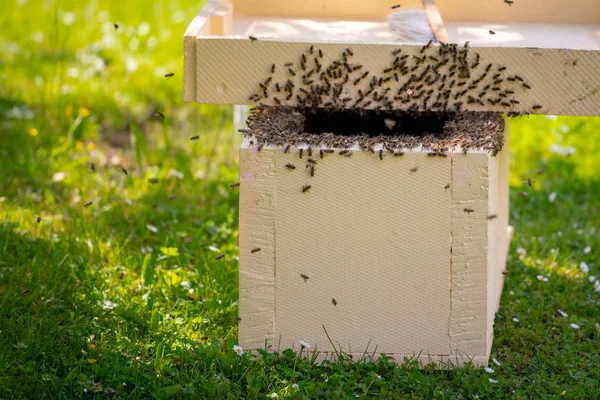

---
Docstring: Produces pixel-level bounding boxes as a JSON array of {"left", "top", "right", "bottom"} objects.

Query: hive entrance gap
[{"left": 301, "top": 108, "right": 450, "bottom": 137}]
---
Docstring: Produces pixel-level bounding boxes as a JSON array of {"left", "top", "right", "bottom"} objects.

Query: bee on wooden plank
[
  {"left": 487, "top": 214, "right": 498, "bottom": 220},
  {"left": 230, "top": 182, "right": 240, "bottom": 188},
  {"left": 504, "top": 0, "right": 513, "bottom": 5},
  {"left": 331, "top": 298, "right": 337, "bottom": 307},
  {"left": 410, "top": 167, "right": 418, "bottom": 173},
  {"left": 391, "top": 4, "right": 401, "bottom": 9},
  {"left": 299, "top": 148, "right": 304, "bottom": 159},
  {"left": 285, "top": 163, "right": 296, "bottom": 169},
  {"left": 249, "top": 36, "right": 258, "bottom": 41},
  {"left": 489, "top": 30, "right": 496, "bottom": 35},
  {"left": 464, "top": 208, "right": 475, "bottom": 214},
  {"left": 251, "top": 248, "right": 261, "bottom": 253},
  {"left": 532, "top": 104, "right": 543, "bottom": 110},
  {"left": 301, "top": 274, "right": 309, "bottom": 282},
  {"left": 302, "top": 184, "right": 312, "bottom": 193},
  {"left": 444, "top": 184, "right": 450, "bottom": 191}
]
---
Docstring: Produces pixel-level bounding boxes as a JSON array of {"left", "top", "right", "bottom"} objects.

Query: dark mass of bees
[{"left": 249, "top": 41, "right": 541, "bottom": 116}]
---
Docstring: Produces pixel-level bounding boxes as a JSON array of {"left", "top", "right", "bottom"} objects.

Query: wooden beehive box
[{"left": 184, "top": 0, "right": 600, "bottom": 366}]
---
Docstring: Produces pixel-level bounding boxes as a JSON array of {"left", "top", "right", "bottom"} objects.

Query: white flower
[
  {"left": 52, "top": 172, "right": 66, "bottom": 182},
  {"left": 516, "top": 247, "right": 526, "bottom": 257},
  {"left": 83, "top": 388, "right": 88, "bottom": 392},
  {"left": 484, "top": 367, "right": 495, "bottom": 373},
  {"left": 579, "top": 262, "right": 589, "bottom": 274},
  {"left": 536, "top": 275, "right": 548, "bottom": 282},
  {"left": 299, "top": 340, "right": 310, "bottom": 349},
  {"left": 146, "top": 224, "right": 158, "bottom": 233},
  {"left": 233, "top": 345, "right": 244, "bottom": 356},
  {"left": 584, "top": 246, "right": 591, "bottom": 254},
  {"left": 375, "top": 374, "right": 382, "bottom": 379},
  {"left": 548, "top": 192, "right": 557, "bottom": 203},
  {"left": 595, "top": 281, "right": 600, "bottom": 292},
  {"left": 489, "top": 378, "right": 498, "bottom": 384},
  {"left": 512, "top": 317, "right": 519, "bottom": 323},
  {"left": 268, "top": 393, "right": 278, "bottom": 398},
  {"left": 291, "top": 383, "right": 299, "bottom": 391},
  {"left": 492, "top": 358, "right": 501, "bottom": 367},
  {"left": 589, "top": 276, "right": 597, "bottom": 283},
  {"left": 556, "top": 309, "right": 568, "bottom": 317},
  {"left": 570, "top": 323, "right": 580, "bottom": 329}
]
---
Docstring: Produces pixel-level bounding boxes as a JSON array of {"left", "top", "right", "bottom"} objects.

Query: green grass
[{"left": 1, "top": 0, "right": 600, "bottom": 398}]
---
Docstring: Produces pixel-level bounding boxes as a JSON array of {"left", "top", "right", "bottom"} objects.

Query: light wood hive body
[
  {"left": 184, "top": 0, "right": 600, "bottom": 367},
  {"left": 237, "top": 109, "right": 510, "bottom": 367}
]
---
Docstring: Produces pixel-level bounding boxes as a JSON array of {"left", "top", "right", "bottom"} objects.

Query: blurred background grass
[{"left": 0, "top": 0, "right": 599, "bottom": 398}]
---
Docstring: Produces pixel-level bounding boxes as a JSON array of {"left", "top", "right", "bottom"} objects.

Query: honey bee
[
  {"left": 391, "top": 4, "right": 401, "bottom": 9},
  {"left": 284, "top": 62, "right": 293, "bottom": 67},
  {"left": 501, "top": 270, "right": 511, "bottom": 275},
  {"left": 444, "top": 183, "right": 450, "bottom": 190},
  {"left": 155, "top": 111, "right": 165, "bottom": 120},
  {"left": 310, "top": 166, "right": 315, "bottom": 176},
  {"left": 320, "top": 149, "right": 324, "bottom": 159},
  {"left": 119, "top": 272, "right": 125, "bottom": 279},
  {"left": 464, "top": 208, "right": 475, "bottom": 214},
  {"left": 249, "top": 36, "right": 258, "bottom": 41},
  {"left": 169, "top": 195, "right": 177, "bottom": 201},
  {"left": 90, "top": 163, "right": 96, "bottom": 172},
  {"left": 230, "top": 182, "right": 240, "bottom": 188},
  {"left": 410, "top": 167, "right": 418, "bottom": 172},
  {"left": 288, "top": 68, "right": 296, "bottom": 76},
  {"left": 302, "top": 184, "right": 312, "bottom": 192},
  {"left": 504, "top": 0, "right": 513, "bottom": 5},
  {"left": 522, "top": 83, "right": 531, "bottom": 89},
  {"left": 532, "top": 104, "right": 543, "bottom": 110},
  {"left": 519, "top": 191, "right": 528, "bottom": 198},
  {"left": 215, "top": 254, "right": 225, "bottom": 260},
  {"left": 393, "top": 151, "right": 404, "bottom": 156},
  {"left": 285, "top": 163, "right": 296, "bottom": 169},
  {"left": 487, "top": 214, "right": 498, "bottom": 220},
  {"left": 251, "top": 248, "right": 261, "bottom": 253},
  {"left": 121, "top": 167, "right": 128, "bottom": 175},
  {"left": 332, "top": 298, "right": 337, "bottom": 307},
  {"left": 35, "top": 216, "right": 41, "bottom": 224},
  {"left": 301, "top": 274, "right": 309, "bottom": 282},
  {"left": 284, "top": 144, "right": 291, "bottom": 153},
  {"left": 190, "top": 135, "right": 200, "bottom": 140},
  {"left": 148, "top": 178, "right": 159, "bottom": 184},
  {"left": 299, "top": 148, "right": 304, "bottom": 159},
  {"left": 489, "top": 30, "right": 496, "bottom": 35},
  {"left": 379, "top": 149, "right": 384, "bottom": 160},
  {"left": 428, "top": 151, "right": 448, "bottom": 157},
  {"left": 84, "top": 201, "right": 93, "bottom": 208},
  {"left": 165, "top": 73, "right": 174, "bottom": 79},
  {"left": 113, "top": 23, "right": 119, "bottom": 31}
]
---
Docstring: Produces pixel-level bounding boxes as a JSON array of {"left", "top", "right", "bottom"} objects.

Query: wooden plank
[
  {"left": 436, "top": 0, "right": 600, "bottom": 24},
  {"left": 423, "top": 0, "right": 449, "bottom": 42},
  {"left": 231, "top": 0, "right": 600, "bottom": 24},
  {"left": 273, "top": 146, "right": 452, "bottom": 356},
  {"left": 188, "top": 37, "right": 600, "bottom": 115},
  {"left": 450, "top": 152, "right": 490, "bottom": 363},
  {"left": 238, "top": 142, "right": 278, "bottom": 350}
]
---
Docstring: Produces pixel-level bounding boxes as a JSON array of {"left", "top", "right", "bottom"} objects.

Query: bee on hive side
[
  {"left": 271, "top": 64, "right": 276, "bottom": 73},
  {"left": 344, "top": 152, "right": 352, "bottom": 158},
  {"left": 393, "top": 151, "right": 404, "bottom": 157},
  {"left": 249, "top": 36, "right": 258, "bottom": 41},
  {"left": 320, "top": 149, "right": 324, "bottom": 158},
  {"left": 391, "top": 4, "right": 401, "bottom": 9},
  {"left": 251, "top": 248, "right": 261, "bottom": 253},
  {"left": 230, "top": 182, "right": 240, "bottom": 188},
  {"left": 489, "top": 30, "right": 496, "bottom": 35},
  {"left": 444, "top": 183, "right": 450, "bottom": 190},
  {"left": 532, "top": 104, "right": 543, "bottom": 110},
  {"left": 299, "top": 148, "right": 304, "bottom": 159},
  {"left": 504, "top": 0, "right": 513, "bottom": 5},
  {"left": 332, "top": 298, "right": 337, "bottom": 307},
  {"left": 464, "top": 208, "right": 475, "bottom": 214},
  {"left": 487, "top": 214, "right": 498, "bottom": 220},
  {"left": 522, "top": 83, "right": 531, "bottom": 89},
  {"left": 286, "top": 163, "right": 296, "bottom": 169},
  {"left": 410, "top": 167, "right": 418, "bottom": 173},
  {"left": 301, "top": 274, "right": 309, "bottom": 282},
  {"left": 165, "top": 73, "right": 174, "bottom": 79},
  {"left": 379, "top": 150, "right": 384, "bottom": 160},
  {"left": 302, "top": 184, "right": 312, "bottom": 192},
  {"left": 502, "top": 270, "right": 511, "bottom": 275}
]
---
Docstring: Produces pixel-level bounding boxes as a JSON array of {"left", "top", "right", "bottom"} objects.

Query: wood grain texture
[
  {"left": 188, "top": 38, "right": 600, "bottom": 115},
  {"left": 450, "top": 152, "right": 490, "bottom": 361},
  {"left": 238, "top": 143, "right": 277, "bottom": 350}
]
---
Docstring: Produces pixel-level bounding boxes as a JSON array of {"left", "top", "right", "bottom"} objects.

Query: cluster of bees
[{"left": 249, "top": 41, "right": 542, "bottom": 117}]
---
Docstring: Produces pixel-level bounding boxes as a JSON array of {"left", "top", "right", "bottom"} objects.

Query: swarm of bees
[{"left": 248, "top": 42, "right": 540, "bottom": 116}]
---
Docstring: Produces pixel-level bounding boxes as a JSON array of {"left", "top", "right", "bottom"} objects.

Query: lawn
[{"left": 1, "top": 0, "right": 599, "bottom": 398}]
